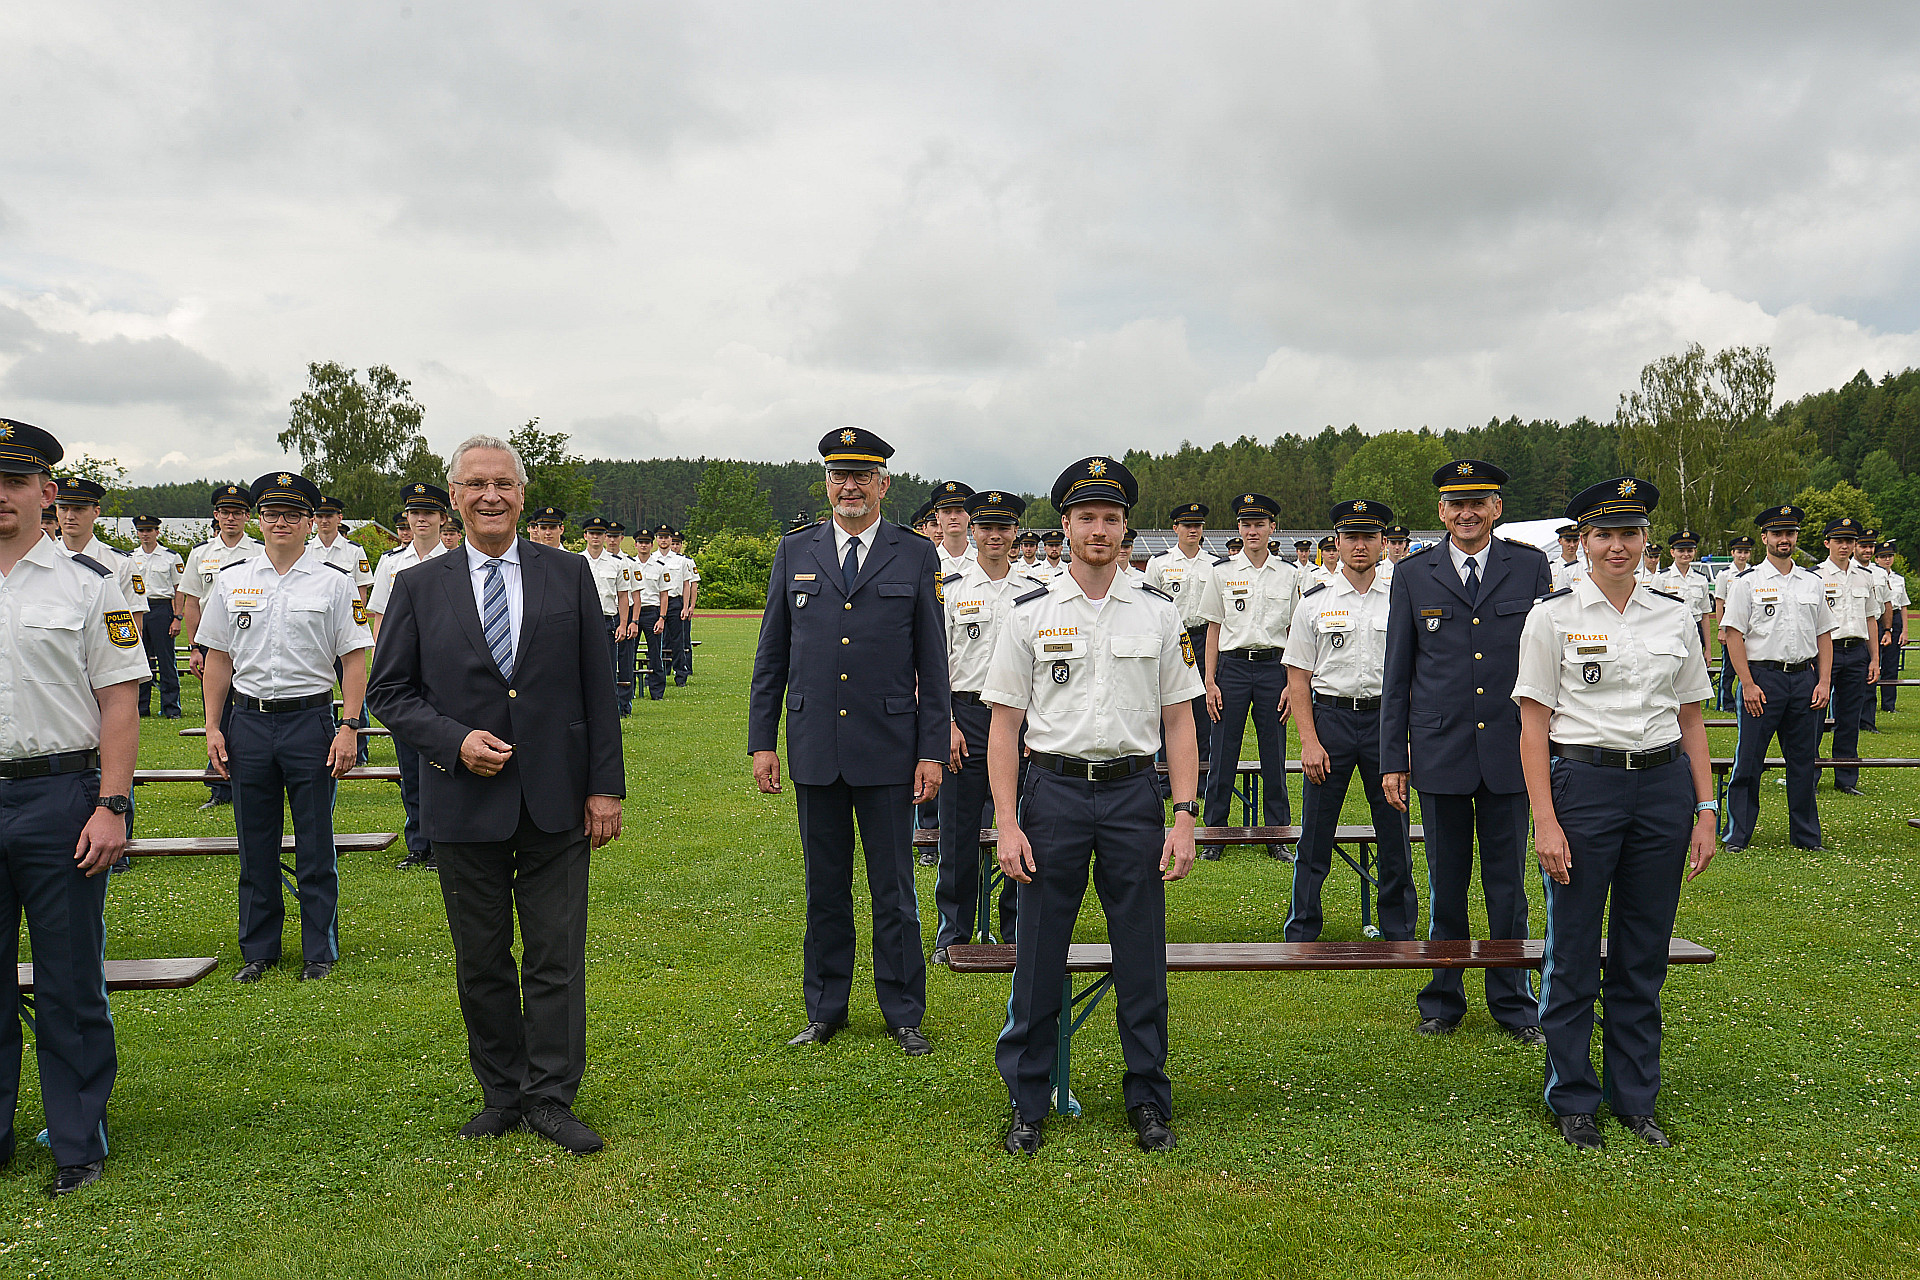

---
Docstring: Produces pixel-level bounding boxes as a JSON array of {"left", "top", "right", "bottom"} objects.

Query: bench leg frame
[{"left": 1050, "top": 972, "right": 1114, "bottom": 1117}]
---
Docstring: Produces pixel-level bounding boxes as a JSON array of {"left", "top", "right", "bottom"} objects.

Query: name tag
[
  {"left": 957, "top": 603, "right": 982, "bottom": 616},
  {"left": 793, "top": 573, "right": 815, "bottom": 581},
  {"left": 1317, "top": 611, "right": 1352, "bottom": 631}
]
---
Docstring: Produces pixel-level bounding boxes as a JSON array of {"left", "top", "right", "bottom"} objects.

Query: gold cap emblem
[
  {"left": 278, "top": 473, "right": 293, "bottom": 485},
  {"left": 1354, "top": 500, "right": 1367, "bottom": 512},
  {"left": 1242, "top": 494, "right": 1254, "bottom": 505},
  {"left": 987, "top": 492, "right": 1001, "bottom": 503},
  {"left": 1088, "top": 459, "right": 1108, "bottom": 477},
  {"left": 1457, "top": 462, "right": 1473, "bottom": 475},
  {"left": 1618, "top": 479, "right": 1636, "bottom": 496},
  {"left": 414, "top": 484, "right": 426, "bottom": 494},
  {"left": 840, "top": 429, "right": 858, "bottom": 445},
  {"left": 0, "top": 423, "right": 11, "bottom": 440}
]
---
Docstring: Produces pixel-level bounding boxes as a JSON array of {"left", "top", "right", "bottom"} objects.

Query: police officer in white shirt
[
  {"left": 1651, "top": 529, "right": 1713, "bottom": 651},
  {"left": 1720, "top": 504, "right": 1834, "bottom": 850},
  {"left": 1383, "top": 525, "right": 1411, "bottom": 569},
  {"left": 1145, "top": 503, "right": 1216, "bottom": 768},
  {"left": 1119, "top": 529, "right": 1147, "bottom": 583},
  {"left": 605, "top": 520, "right": 641, "bottom": 714},
  {"left": 129, "top": 514, "right": 187, "bottom": 718},
  {"left": 52, "top": 478, "right": 145, "bottom": 635},
  {"left": 985, "top": 456, "right": 1202, "bottom": 1156},
  {"left": 1196, "top": 492, "right": 1301, "bottom": 850},
  {"left": 1636, "top": 544, "right": 1660, "bottom": 584},
  {"left": 526, "top": 506, "right": 568, "bottom": 549},
  {"left": 1512, "top": 475, "right": 1717, "bottom": 1151},
  {"left": 1713, "top": 534, "right": 1755, "bottom": 709},
  {"left": 1875, "top": 537, "right": 1909, "bottom": 715},
  {"left": 1283, "top": 500, "right": 1416, "bottom": 943},
  {"left": 200, "top": 473, "right": 372, "bottom": 983},
  {"left": 1292, "top": 539, "right": 1315, "bottom": 572},
  {"left": 627, "top": 528, "right": 668, "bottom": 702},
  {"left": 367, "top": 483, "right": 452, "bottom": 869},
  {"left": 579, "top": 516, "right": 628, "bottom": 702},
  {"left": 1015, "top": 532, "right": 1042, "bottom": 573},
  {"left": 180, "top": 484, "right": 264, "bottom": 808},
  {"left": 1033, "top": 529, "right": 1066, "bottom": 581},
  {"left": 1854, "top": 530, "right": 1894, "bottom": 731},
  {"left": 930, "top": 480, "right": 977, "bottom": 579},
  {"left": 307, "top": 496, "right": 373, "bottom": 601},
  {"left": 670, "top": 530, "right": 700, "bottom": 681},
  {"left": 1813, "top": 516, "right": 1879, "bottom": 792},
  {"left": 1550, "top": 523, "right": 1588, "bottom": 591},
  {"left": 0, "top": 418, "right": 148, "bottom": 1197}
]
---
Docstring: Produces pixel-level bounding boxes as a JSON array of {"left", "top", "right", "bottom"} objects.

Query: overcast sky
[{"left": 6, "top": 2, "right": 1920, "bottom": 491}]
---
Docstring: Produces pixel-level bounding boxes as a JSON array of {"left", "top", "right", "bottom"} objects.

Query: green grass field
[{"left": 4, "top": 616, "right": 1917, "bottom": 1277}]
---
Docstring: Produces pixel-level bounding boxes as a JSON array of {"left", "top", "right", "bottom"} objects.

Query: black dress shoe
[
  {"left": 1266, "top": 844, "right": 1294, "bottom": 862},
  {"left": 1721, "top": 842, "right": 1747, "bottom": 852},
  {"left": 917, "top": 849, "right": 938, "bottom": 867},
  {"left": 1836, "top": 784, "right": 1865, "bottom": 796},
  {"left": 299, "top": 961, "right": 333, "bottom": 982},
  {"left": 233, "top": 959, "right": 274, "bottom": 984},
  {"left": 394, "top": 851, "right": 434, "bottom": 870},
  {"left": 931, "top": 947, "right": 951, "bottom": 967},
  {"left": 49, "top": 1160, "right": 105, "bottom": 1197},
  {"left": 891, "top": 1026, "right": 933, "bottom": 1056},
  {"left": 197, "top": 796, "right": 230, "bottom": 811},
  {"left": 1128, "top": 1103, "right": 1178, "bottom": 1152},
  {"left": 1198, "top": 848, "right": 1222, "bottom": 861},
  {"left": 1793, "top": 843, "right": 1828, "bottom": 852},
  {"left": 108, "top": 856, "right": 132, "bottom": 875},
  {"left": 1503, "top": 1025, "right": 1548, "bottom": 1047},
  {"left": 1415, "top": 1017, "right": 1460, "bottom": 1036},
  {"left": 1004, "top": 1109, "right": 1043, "bottom": 1154},
  {"left": 1556, "top": 1113, "right": 1605, "bottom": 1150},
  {"left": 787, "top": 1021, "right": 844, "bottom": 1046},
  {"left": 458, "top": 1106, "right": 523, "bottom": 1138},
  {"left": 1615, "top": 1114, "right": 1671, "bottom": 1147},
  {"left": 522, "top": 1101, "right": 604, "bottom": 1154}
]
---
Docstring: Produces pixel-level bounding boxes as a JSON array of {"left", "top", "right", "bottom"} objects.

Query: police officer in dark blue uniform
[
  {"left": 749, "top": 428, "right": 949, "bottom": 1054},
  {"left": 1513, "top": 476, "right": 1718, "bottom": 1149},
  {"left": 1381, "top": 459, "right": 1551, "bottom": 1042}
]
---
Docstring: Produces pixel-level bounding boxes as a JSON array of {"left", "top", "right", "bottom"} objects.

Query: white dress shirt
[
  {"left": 832, "top": 520, "right": 878, "bottom": 577},
  {"left": 59, "top": 535, "right": 146, "bottom": 618},
  {"left": 943, "top": 561, "right": 1040, "bottom": 695},
  {"left": 466, "top": 540, "right": 524, "bottom": 654},
  {"left": 1814, "top": 557, "right": 1878, "bottom": 640},
  {"left": 308, "top": 533, "right": 374, "bottom": 590},
  {"left": 1448, "top": 537, "right": 1492, "bottom": 589},
  {"left": 197, "top": 550, "right": 372, "bottom": 699},
  {"left": 1283, "top": 565, "right": 1393, "bottom": 698},
  {"left": 1721, "top": 559, "right": 1834, "bottom": 662},
  {"left": 366, "top": 540, "right": 446, "bottom": 617},
  {"left": 0, "top": 536, "right": 150, "bottom": 758},
  {"left": 180, "top": 533, "right": 262, "bottom": 601},
  {"left": 1197, "top": 550, "right": 1301, "bottom": 651},
  {"left": 1144, "top": 547, "right": 1217, "bottom": 628},
  {"left": 128, "top": 544, "right": 186, "bottom": 604}
]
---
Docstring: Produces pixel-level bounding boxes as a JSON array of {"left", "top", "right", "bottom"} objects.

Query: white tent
[{"left": 1491, "top": 517, "right": 1566, "bottom": 556}]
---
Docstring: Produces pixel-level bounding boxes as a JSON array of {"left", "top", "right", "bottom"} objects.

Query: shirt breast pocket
[
  {"left": 1033, "top": 636, "right": 1091, "bottom": 715},
  {"left": 287, "top": 597, "right": 334, "bottom": 647},
  {"left": 1564, "top": 645, "right": 1622, "bottom": 701},
  {"left": 1110, "top": 633, "right": 1161, "bottom": 711},
  {"left": 17, "top": 605, "right": 86, "bottom": 685}
]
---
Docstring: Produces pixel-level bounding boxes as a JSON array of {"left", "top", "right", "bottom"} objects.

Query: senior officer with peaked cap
[
  {"left": 749, "top": 427, "right": 949, "bottom": 1055},
  {"left": 1513, "top": 476, "right": 1717, "bottom": 1150},
  {"left": 0, "top": 418, "right": 149, "bottom": 1197},
  {"left": 1381, "top": 459, "right": 1552, "bottom": 1042},
  {"left": 986, "top": 456, "right": 1203, "bottom": 1155}
]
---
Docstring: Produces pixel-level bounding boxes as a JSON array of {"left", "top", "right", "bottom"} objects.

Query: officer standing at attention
[
  {"left": 1875, "top": 538, "right": 1909, "bottom": 715},
  {"left": 985, "top": 456, "right": 1202, "bottom": 1155},
  {"left": 1720, "top": 505, "right": 1833, "bottom": 851},
  {"left": 1853, "top": 531, "right": 1893, "bottom": 732},
  {"left": 366, "top": 483, "right": 452, "bottom": 870},
  {"left": 1513, "top": 476, "right": 1717, "bottom": 1150},
  {"left": 1652, "top": 529, "right": 1713, "bottom": 651},
  {"left": 606, "top": 520, "right": 641, "bottom": 715},
  {"left": 629, "top": 527, "right": 669, "bottom": 702},
  {"left": 670, "top": 530, "right": 700, "bottom": 681},
  {"left": 579, "top": 515, "right": 629, "bottom": 698},
  {"left": 1015, "top": 531, "right": 1042, "bottom": 572},
  {"left": 654, "top": 524, "right": 690, "bottom": 686},
  {"left": 199, "top": 473, "right": 372, "bottom": 983},
  {"left": 1812, "top": 517, "right": 1878, "bottom": 794},
  {"left": 1292, "top": 539, "right": 1315, "bottom": 572},
  {"left": 1144, "top": 503, "right": 1216, "bottom": 771},
  {"left": 308, "top": 496, "right": 373, "bottom": 602},
  {"left": 1036, "top": 529, "right": 1066, "bottom": 580},
  {"left": 749, "top": 428, "right": 948, "bottom": 1055},
  {"left": 930, "top": 481, "right": 977, "bottom": 579},
  {"left": 40, "top": 504, "right": 59, "bottom": 540},
  {"left": 1283, "top": 500, "right": 1417, "bottom": 943},
  {"left": 1713, "top": 535, "right": 1755, "bottom": 709},
  {"left": 526, "top": 506, "right": 568, "bottom": 548},
  {"left": 1381, "top": 460, "right": 1551, "bottom": 1043},
  {"left": 1550, "top": 524, "right": 1587, "bottom": 591},
  {"left": 1195, "top": 492, "right": 1300, "bottom": 855},
  {"left": 0, "top": 418, "right": 148, "bottom": 1197},
  {"left": 391, "top": 510, "right": 413, "bottom": 550},
  {"left": 52, "top": 478, "right": 145, "bottom": 636},
  {"left": 180, "top": 484, "right": 262, "bottom": 810},
  {"left": 129, "top": 514, "right": 186, "bottom": 718},
  {"left": 1376, "top": 524, "right": 1408, "bottom": 585}
]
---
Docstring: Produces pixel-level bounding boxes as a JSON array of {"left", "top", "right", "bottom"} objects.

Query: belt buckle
[{"left": 1623, "top": 750, "right": 1638, "bottom": 771}]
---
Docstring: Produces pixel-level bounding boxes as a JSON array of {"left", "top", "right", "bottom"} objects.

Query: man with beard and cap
[
  {"left": 750, "top": 427, "right": 948, "bottom": 1056},
  {"left": 181, "top": 484, "right": 263, "bottom": 809},
  {"left": 1145, "top": 503, "right": 1216, "bottom": 772},
  {"left": 1031, "top": 529, "right": 1066, "bottom": 581},
  {"left": 929, "top": 481, "right": 977, "bottom": 579},
  {"left": 1550, "top": 523, "right": 1587, "bottom": 591},
  {"left": 128, "top": 515, "right": 187, "bottom": 718},
  {"left": 986, "top": 455, "right": 1202, "bottom": 1155},
  {"left": 367, "top": 482, "right": 454, "bottom": 870},
  {"left": 1812, "top": 516, "right": 1878, "bottom": 793},
  {"left": 1380, "top": 459, "right": 1551, "bottom": 1044},
  {"left": 1874, "top": 537, "right": 1909, "bottom": 715}
]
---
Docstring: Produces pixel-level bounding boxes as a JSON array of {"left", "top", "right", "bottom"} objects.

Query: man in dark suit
[
  {"left": 749, "top": 427, "right": 949, "bottom": 1055},
  {"left": 367, "top": 433, "right": 626, "bottom": 1154},
  {"left": 1381, "top": 460, "right": 1551, "bottom": 1044}
]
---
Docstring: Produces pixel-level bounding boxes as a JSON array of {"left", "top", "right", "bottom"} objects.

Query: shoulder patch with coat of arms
[
  {"left": 1180, "top": 630, "right": 1196, "bottom": 668},
  {"left": 105, "top": 609, "right": 139, "bottom": 648}
]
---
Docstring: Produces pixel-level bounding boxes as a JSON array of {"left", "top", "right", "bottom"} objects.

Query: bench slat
[
  {"left": 946, "top": 938, "right": 1716, "bottom": 973},
  {"left": 126, "top": 833, "right": 397, "bottom": 857},
  {"left": 18, "top": 957, "right": 218, "bottom": 993},
  {"left": 180, "top": 726, "right": 391, "bottom": 738},
  {"left": 135, "top": 767, "right": 399, "bottom": 783},
  {"left": 914, "top": 825, "right": 1425, "bottom": 848}
]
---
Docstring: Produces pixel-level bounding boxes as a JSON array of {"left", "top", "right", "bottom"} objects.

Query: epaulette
[
  {"left": 1212, "top": 555, "right": 1233, "bottom": 565},
  {"left": 1536, "top": 587, "right": 1573, "bottom": 601},
  {"left": 941, "top": 572, "right": 962, "bottom": 584},
  {"left": 220, "top": 557, "right": 251, "bottom": 572},
  {"left": 782, "top": 523, "right": 816, "bottom": 537},
  {"left": 1646, "top": 587, "right": 1682, "bottom": 602},
  {"left": 70, "top": 553, "right": 112, "bottom": 578},
  {"left": 1301, "top": 581, "right": 1327, "bottom": 597},
  {"left": 1013, "top": 585, "right": 1051, "bottom": 606},
  {"left": 1139, "top": 582, "right": 1173, "bottom": 602},
  {"left": 1406, "top": 542, "right": 1439, "bottom": 557},
  {"left": 1735, "top": 566, "right": 1755, "bottom": 577},
  {"left": 1150, "top": 549, "right": 1169, "bottom": 558},
  {"left": 323, "top": 561, "right": 350, "bottom": 575}
]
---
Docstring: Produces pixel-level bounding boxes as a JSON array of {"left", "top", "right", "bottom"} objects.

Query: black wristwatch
[
  {"left": 96, "top": 795, "right": 132, "bottom": 815},
  {"left": 339, "top": 716, "right": 367, "bottom": 732},
  {"left": 1171, "top": 800, "right": 1200, "bottom": 818}
]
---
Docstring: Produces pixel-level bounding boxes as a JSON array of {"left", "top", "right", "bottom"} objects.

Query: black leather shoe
[
  {"left": 522, "top": 1101, "right": 604, "bottom": 1154},
  {"left": 1004, "top": 1109, "right": 1043, "bottom": 1154},
  {"left": 1721, "top": 842, "right": 1747, "bottom": 852},
  {"left": 458, "top": 1106, "right": 523, "bottom": 1138},
  {"left": 1503, "top": 1025, "right": 1548, "bottom": 1047},
  {"left": 930, "top": 948, "right": 951, "bottom": 967},
  {"left": 1199, "top": 848, "right": 1222, "bottom": 861},
  {"left": 1266, "top": 844, "right": 1294, "bottom": 862},
  {"left": 1415, "top": 1017, "right": 1460, "bottom": 1036},
  {"left": 917, "top": 849, "right": 938, "bottom": 867},
  {"left": 108, "top": 856, "right": 132, "bottom": 875},
  {"left": 1616, "top": 1114, "right": 1671, "bottom": 1147},
  {"left": 1128, "top": 1103, "right": 1178, "bottom": 1152},
  {"left": 394, "top": 851, "right": 433, "bottom": 870},
  {"left": 197, "top": 797, "right": 230, "bottom": 811},
  {"left": 1556, "top": 1113, "right": 1605, "bottom": 1150},
  {"left": 1836, "top": 785, "right": 1865, "bottom": 796},
  {"left": 233, "top": 959, "right": 274, "bottom": 984},
  {"left": 1793, "top": 843, "right": 1828, "bottom": 852},
  {"left": 49, "top": 1160, "right": 104, "bottom": 1197},
  {"left": 787, "top": 1021, "right": 844, "bottom": 1046},
  {"left": 891, "top": 1026, "right": 933, "bottom": 1056},
  {"left": 299, "top": 961, "right": 333, "bottom": 982}
]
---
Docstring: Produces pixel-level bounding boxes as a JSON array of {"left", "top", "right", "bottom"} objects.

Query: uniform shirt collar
[
  {"left": 20, "top": 533, "right": 63, "bottom": 570},
  {"left": 465, "top": 539, "right": 521, "bottom": 570},
  {"left": 1325, "top": 565, "right": 1384, "bottom": 597},
  {"left": 1571, "top": 574, "right": 1659, "bottom": 615}
]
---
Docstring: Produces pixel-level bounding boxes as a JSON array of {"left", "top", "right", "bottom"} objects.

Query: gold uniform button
[
  {"left": 1477, "top": 721, "right": 1485, "bottom": 729},
  {"left": 1474, "top": 652, "right": 1483, "bottom": 660},
  {"left": 1472, "top": 617, "right": 1480, "bottom": 625},
  {"left": 508, "top": 689, "right": 517, "bottom": 698},
  {"left": 841, "top": 637, "right": 850, "bottom": 644},
  {"left": 839, "top": 709, "right": 847, "bottom": 717},
  {"left": 844, "top": 602, "right": 852, "bottom": 610},
  {"left": 1476, "top": 687, "right": 1484, "bottom": 694},
  {"left": 840, "top": 673, "right": 848, "bottom": 681}
]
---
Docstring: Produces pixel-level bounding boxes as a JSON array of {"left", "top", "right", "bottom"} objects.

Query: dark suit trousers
[
  {"left": 795, "top": 778, "right": 926, "bottom": 1029},
  {"left": 935, "top": 697, "right": 1018, "bottom": 948},
  {"left": 434, "top": 809, "right": 591, "bottom": 1110},
  {"left": 1416, "top": 786, "right": 1536, "bottom": 1029},
  {"left": 1826, "top": 642, "right": 1869, "bottom": 788},
  {"left": 139, "top": 598, "right": 180, "bottom": 717},
  {"left": 1727, "top": 664, "right": 1822, "bottom": 848},
  {"left": 1203, "top": 652, "right": 1290, "bottom": 827},
  {"left": 230, "top": 707, "right": 341, "bottom": 964},
  {"left": 1285, "top": 704, "right": 1417, "bottom": 942}
]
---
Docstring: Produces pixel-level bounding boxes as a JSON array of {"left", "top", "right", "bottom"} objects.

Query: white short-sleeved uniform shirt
[
  {"left": 647, "top": 550, "right": 677, "bottom": 600},
  {"left": 943, "top": 562, "right": 1041, "bottom": 695},
  {"left": 1197, "top": 550, "right": 1301, "bottom": 651},
  {"left": 197, "top": 551, "right": 373, "bottom": 700},
  {"left": 938, "top": 543, "right": 977, "bottom": 581},
  {"left": 0, "top": 537, "right": 152, "bottom": 758},
  {"left": 181, "top": 534, "right": 262, "bottom": 601},
  {"left": 1144, "top": 547, "right": 1218, "bottom": 629},
  {"left": 308, "top": 534, "right": 374, "bottom": 591},
  {"left": 1550, "top": 556, "right": 1588, "bottom": 592},
  {"left": 1282, "top": 568, "right": 1392, "bottom": 698},
  {"left": 982, "top": 573, "right": 1203, "bottom": 760},
  {"left": 1813, "top": 558, "right": 1879, "bottom": 640},
  {"left": 1651, "top": 565, "right": 1713, "bottom": 620},
  {"left": 1713, "top": 562, "right": 1750, "bottom": 604},
  {"left": 128, "top": 544, "right": 186, "bottom": 604},
  {"left": 59, "top": 536, "right": 145, "bottom": 618},
  {"left": 1511, "top": 578, "right": 1714, "bottom": 752},
  {"left": 1718, "top": 559, "right": 1834, "bottom": 662},
  {"left": 1882, "top": 564, "right": 1912, "bottom": 610},
  {"left": 366, "top": 540, "right": 446, "bottom": 617},
  {"left": 1029, "top": 556, "right": 1066, "bottom": 583},
  {"left": 674, "top": 550, "right": 699, "bottom": 587},
  {"left": 582, "top": 548, "right": 625, "bottom": 616}
]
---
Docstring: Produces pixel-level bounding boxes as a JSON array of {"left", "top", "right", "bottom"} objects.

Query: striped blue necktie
[{"left": 482, "top": 558, "right": 514, "bottom": 681}]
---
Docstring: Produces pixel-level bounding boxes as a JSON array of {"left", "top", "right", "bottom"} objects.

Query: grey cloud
[{"left": 1, "top": 309, "right": 259, "bottom": 409}]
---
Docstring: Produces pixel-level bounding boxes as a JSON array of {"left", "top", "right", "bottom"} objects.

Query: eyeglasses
[
  {"left": 451, "top": 479, "right": 522, "bottom": 494},
  {"left": 826, "top": 470, "right": 878, "bottom": 486},
  {"left": 257, "top": 510, "right": 307, "bottom": 526}
]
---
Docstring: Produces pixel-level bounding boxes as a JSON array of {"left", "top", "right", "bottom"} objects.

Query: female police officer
[{"left": 1511, "top": 477, "right": 1717, "bottom": 1150}]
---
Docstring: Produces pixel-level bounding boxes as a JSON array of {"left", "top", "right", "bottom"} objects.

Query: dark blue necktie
[
  {"left": 842, "top": 536, "right": 860, "bottom": 595},
  {"left": 1463, "top": 555, "right": 1480, "bottom": 606}
]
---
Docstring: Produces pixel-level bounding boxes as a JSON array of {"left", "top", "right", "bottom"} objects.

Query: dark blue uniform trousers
[
  {"left": 332, "top": 653, "right": 369, "bottom": 766},
  {"left": 616, "top": 623, "right": 639, "bottom": 714},
  {"left": 795, "top": 778, "right": 926, "bottom": 1029},
  {"left": 934, "top": 698, "right": 1018, "bottom": 948},
  {"left": 600, "top": 614, "right": 620, "bottom": 704},
  {"left": 1185, "top": 626, "right": 1211, "bottom": 765},
  {"left": 394, "top": 737, "right": 428, "bottom": 858},
  {"left": 230, "top": 707, "right": 341, "bottom": 965},
  {"left": 1825, "top": 641, "right": 1869, "bottom": 788},
  {"left": 996, "top": 768, "right": 1172, "bottom": 1121},
  {"left": 1, "top": 772, "right": 115, "bottom": 1167},
  {"left": 1882, "top": 612, "right": 1903, "bottom": 711},
  {"left": 1539, "top": 756, "right": 1690, "bottom": 1117},
  {"left": 1203, "top": 651, "right": 1291, "bottom": 827},
  {"left": 140, "top": 598, "right": 181, "bottom": 717},
  {"left": 638, "top": 604, "right": 666, "bottom": 700},
  {"left": 664, "top": 598, "right": 689, "bottom": 685},
  {"left": 1285, "top": 704, "right": 1417, "bottom": 941},
  {"left": 1726, "top": 664, "right": 1822, "bottom": 848},
  {"left": 1417, "top": 786, "right": 1537, "bottom": 1029},
  {"left": 207, "top": 689, "right": 236, "bottom": 803}
]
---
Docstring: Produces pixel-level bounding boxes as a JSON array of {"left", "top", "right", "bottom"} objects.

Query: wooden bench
[
  {"left": 948, "top": 938, "right": 1717, "bottom": 1116},
  {"left": 134, "top": 767, "right": 400, "bottom": 785},
  {"left": 1708, "top": 757, "right": 1920, "bottom": 836},
  {"left": 126, "top": 833, "right": 396, "bottom": 858},
  {"left": 179, "top": 726, "right": 391, "bottom": 738},
  {"left": 15, "top": 957, "right": 219, "bottom": 1031}
]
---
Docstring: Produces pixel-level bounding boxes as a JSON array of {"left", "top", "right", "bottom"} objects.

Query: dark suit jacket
[
  {"left": 748, "top": 518, "right": 950, "bottom": 788},
  {"left": 366, "top": 539, "right": 625, "bottom": 842},
  {"left": 1379, "top": 536, "right": 1552, "bottom": 795}
]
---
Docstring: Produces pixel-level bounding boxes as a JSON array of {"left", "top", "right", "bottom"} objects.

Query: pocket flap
[
  {"left": 1410, "top": 710, "right": 1443, "bottom": 730},
  {"left": 877, "top": 583, "right": 913, "bottom": 597},
  {"left": 884, "top": 695, "right": 915, "bottom": 714},
  {"left": 289, "top": 598, "right": 330, "bottom": 612},
  {"left": 20, "top": 605, "right": 84, "bottom": 630},
  {"left": 1110, "top": 634, "right": 1158, "bottom": 659},
  {"left": 1495, "top": 600, "right": 1532, "bottom": 616},
  {"left": 786, "top": 693, "right": 804, "bottom": 712}
]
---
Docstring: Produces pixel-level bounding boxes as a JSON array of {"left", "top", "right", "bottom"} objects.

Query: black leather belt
[
  {"left": 234, "top": 692, "right": 334, "bottom": 714},
  {"left": 1752, "top": 659, "right": 1815, "bottom": 672},
  {"left": 1550, "top": 741, "right": 1682, "bottom": 771},
  {"left": 1027, "top": 752, "right": 1153, "bottom": 781},
  {"left": 1223, "top": 648, "right": 1282, "bottom": 662},
  {"left": 952, "top": 690, "right": 984, "bottom": 705},
  {"left": 1312, "top": 693, "right": 1382, "bottom": 711},
  {"left": 0, "top": 749, "right": 100, "bottom": 780},
  {"left": 1834, "top": 637, "right": 1866, "bottom": 649}
]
